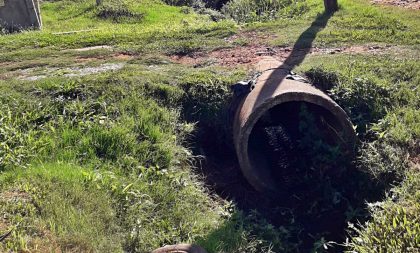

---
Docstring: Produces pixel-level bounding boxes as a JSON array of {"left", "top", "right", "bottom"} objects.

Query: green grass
[
  {"left": 347, "top": 171, "right": 420, "bottom": 252},
  {"left": 0, "top": 0, "right": 419, "bottom": 252},
  {"left": 248, "top": 0, "right": 420, "bottom": 47},
  {"left": 0, "top": 0, "right": 235, "bottom": 53},
  {"left": 0, "top": 163, "right": 122, "bottom": 252},
  {"left": 0, "top": 63, "right": 254, "bottom": 252}
]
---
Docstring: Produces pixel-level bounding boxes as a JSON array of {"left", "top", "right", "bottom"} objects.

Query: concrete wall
[{"left": 0, "top": 0, "right": 42, "bottom": 31}]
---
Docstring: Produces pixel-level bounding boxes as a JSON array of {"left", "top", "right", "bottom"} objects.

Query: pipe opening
[{"left": 248, "top": 101, "right": 351, "bottom": 192}]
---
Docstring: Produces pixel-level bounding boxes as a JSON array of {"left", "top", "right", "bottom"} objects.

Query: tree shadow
[{"left": 252, "top": 11, "right": 334, "bottom": 111}]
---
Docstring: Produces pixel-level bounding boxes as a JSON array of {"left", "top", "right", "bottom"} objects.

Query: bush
[
  {"left": 165, "top": 0, "right": 226, "bottom": 10},
  {"left": 96, "top": 0, "right": 143, "bottom": 23},
  {"left": 305, "top": 66, "right": 339, "bottom": 92},
  {"left": 173, "top": 0, "right": 226, "bottom": 21},
  {"left": 163, "top": 0, "right": 197, "bottom": 6},
  {"left": 358, "top": 141, "right": 409, "bottom": 183},
  {"left": 196, "top": 7, "right": 226, "bottom": 21},
  {"left": 221, "top": 0, "right": 308, "bottom": 23}
]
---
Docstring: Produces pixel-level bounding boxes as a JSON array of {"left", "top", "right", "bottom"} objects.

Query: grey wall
[{"left": 0, "top": 0, "right": 42, "bottom": 31}]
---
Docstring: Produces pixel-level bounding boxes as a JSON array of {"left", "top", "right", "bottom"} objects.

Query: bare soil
[
  {"left": 170, "top": 28, "right": 404, "bottom": 68},
  {"left": 170, "top": 44, "right": 399, "bottom": 68}
]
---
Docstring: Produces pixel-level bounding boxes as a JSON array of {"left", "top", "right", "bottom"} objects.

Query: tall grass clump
[
  {"left": 347, "top": 171, "right": 420, "bottom": 253},
  {"left": 96, "top": 0, "right": 143, "bottom": 22},
  {"left": 0, "top": 164, "right": 123, "bottom": 252},
  {"left": 222, "top": 0, "right": 308, "bottom": 23},
  {"left": 0, "top": 101, "right": 53, "bottom": 171}
]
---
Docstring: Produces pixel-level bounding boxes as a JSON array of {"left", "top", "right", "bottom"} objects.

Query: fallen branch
[
  {"left": 0, "top": 229, "right": 12, "bottom": 243},
  {"left": 0, "top": 222, "right": 20, "bottom": 243}
]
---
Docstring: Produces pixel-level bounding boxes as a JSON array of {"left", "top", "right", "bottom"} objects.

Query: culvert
[{"left": 233, "top": 57, "right": 357, "bottom": 193}]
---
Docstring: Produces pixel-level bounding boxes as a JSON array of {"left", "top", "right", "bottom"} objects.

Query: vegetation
[
  {"left": 0, "top": 0, "right": 418, "bottom": 252},
  {"left": 222, "top": 0, "right": 309, "bottom": 22},
  {"left": 347, "top": 171, "right": 420, "bottom": 252},
  {"left": 96, "top": 0, "right": 144, "bottom": 23}
]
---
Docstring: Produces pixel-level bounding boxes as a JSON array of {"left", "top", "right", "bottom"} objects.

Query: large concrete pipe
[{"left": 233, "top": 57, "right": 357, "bottom": 192}]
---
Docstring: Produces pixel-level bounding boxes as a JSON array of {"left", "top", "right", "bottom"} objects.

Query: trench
[
  {"left": 192, "top": 77, "right": 387, "bottom": 252},
  {"left": 189, "top": 9, "right": 387, "bottom": 250}
]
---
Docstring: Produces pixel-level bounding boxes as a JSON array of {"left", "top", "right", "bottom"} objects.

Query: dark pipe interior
[{"left": 248, "top": 101, "right": 347, "bottom": 191}]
